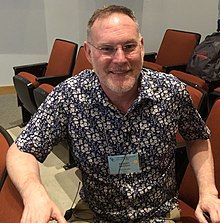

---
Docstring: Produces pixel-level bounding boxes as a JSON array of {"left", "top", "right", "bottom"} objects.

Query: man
[{"left": 6, "top": 5, "right": 220, "bottom": 223}]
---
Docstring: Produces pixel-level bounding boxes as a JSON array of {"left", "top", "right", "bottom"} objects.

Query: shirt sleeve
[
  {"left": 178, "top": 85, "right": 210, "bottom": 141},
  {"left": 15, "top": 84, "right": 69, "bottom": 162}
]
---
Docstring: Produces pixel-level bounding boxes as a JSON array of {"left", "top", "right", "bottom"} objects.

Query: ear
[
  {"left": 140, "top": 37, "right": 145, "bottom": 59},
  {"left": 84, "top": 41, "right": 93, "bottom": 64}
]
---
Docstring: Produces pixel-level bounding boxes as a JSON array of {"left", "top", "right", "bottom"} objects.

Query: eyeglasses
[{"left": 87, "top": 41, "right": 140, "bottom": 57}]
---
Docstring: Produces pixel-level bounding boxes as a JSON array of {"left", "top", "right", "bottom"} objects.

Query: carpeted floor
[{"left": 0, "top": 93, "right": 22, "bottom": 129}]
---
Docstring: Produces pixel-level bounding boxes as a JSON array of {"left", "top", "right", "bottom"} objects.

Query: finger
[
  {"left": 55, "top": 215, "right": 68, "bottom": 223},
  {"left": 195, "top": 208, "right": 208, "bottom": 223},
  {"left": 209, "top": 210, "right": 220, "bottom": 223},
  {"left": 21, "top": 206, "right": 52, "bottom": 223},
  {"left": 203, "top": 212, "right": 212, "bottom": 223},
  {"left": 51, "top": 206, "right": 67, "bottom": 223},
  {"left": 20, "top": 206, "right": 32, "bottom": 223}
]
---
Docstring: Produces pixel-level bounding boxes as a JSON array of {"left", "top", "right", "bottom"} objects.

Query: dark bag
[{"left": 187, "top": 32, "right": 220, "bottom": 82}]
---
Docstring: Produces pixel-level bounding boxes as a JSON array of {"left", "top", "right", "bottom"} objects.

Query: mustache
[{"left": 108, "top": 68, "right": 131, "bottom": 73}]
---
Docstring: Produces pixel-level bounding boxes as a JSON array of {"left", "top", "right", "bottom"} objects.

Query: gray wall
[{"left": 0, "top": 0, "right": 218, "bottom": 86}]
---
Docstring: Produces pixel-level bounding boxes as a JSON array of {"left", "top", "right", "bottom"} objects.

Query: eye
[
  {"left": 100, "top": 46, "right": 115, "bottom": 54},
  {"left": 123, "top": 43, "right": 137, "bottom": 52}
]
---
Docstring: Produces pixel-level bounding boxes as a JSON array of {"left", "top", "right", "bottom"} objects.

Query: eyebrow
[{"left": 96, "top": 39, "right": 139, "bottom": 46}]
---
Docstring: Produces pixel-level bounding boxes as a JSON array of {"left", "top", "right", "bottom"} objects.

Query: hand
[
  {"left": 195, "top": 194, "right": 220, "bottom": 223},
  {"left": 20, "top": 183, "right": 67, "bottom": 223}
]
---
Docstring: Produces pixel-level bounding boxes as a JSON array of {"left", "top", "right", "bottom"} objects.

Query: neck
[{"left": 103, "top": 85, "right": 139, "bottom": 114}]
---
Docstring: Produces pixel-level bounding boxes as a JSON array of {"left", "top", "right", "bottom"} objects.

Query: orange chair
[
  {"left": 71, "top": 46, "right": 93, "bottom": 76},
  {"left": 0, "top": 126, "right": 13, "bottom": 190},
  {"left": 185, "top": 85, "right": 206, "bottom": 112},
  {"left": 177, "top": 99, "right": 220, "bottom": 222},
  {"left": 170, "top": 70, "right": 209, "bottom": 92},
  {"left": 0, "top": 126, "right": 24, "bottom": 222},
  {"left": 33, "top": 46, "right": 92, "bottom": 108},
  {"left": 170, "top": 69, "right": 220, "bottom": 94},
  {"left": 0, "top": 177, "right": 24, "bottom": 223},
  {"left": 13, "top": 39, "right": 78, "bottom": 124},
  {"left": 144, "top": 29, "right": 201, "bottom": 73}
]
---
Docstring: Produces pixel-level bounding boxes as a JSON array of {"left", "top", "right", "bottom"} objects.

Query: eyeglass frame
[{"left": 87, "top": 39, "right": 142, "bottom": 57}]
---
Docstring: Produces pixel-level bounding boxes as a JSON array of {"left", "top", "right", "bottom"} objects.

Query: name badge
[{"left": 108, "top": 153, "right": 141, "bottom": 175}]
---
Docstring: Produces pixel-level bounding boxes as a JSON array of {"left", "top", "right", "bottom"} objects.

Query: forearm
[
  {"left": 187, "top": 139, "right": 218, "bottom": 197},
  {"left": 6, "top": 142, "right": 48, "bottom": 202}
]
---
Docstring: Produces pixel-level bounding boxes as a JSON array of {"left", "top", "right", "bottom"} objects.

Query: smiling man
[
  {"left": 6, "top": 5, "right": 220, "bottom": 223},
  {"left": 84, "top": 9, "right": 144, "bottom": 113}
]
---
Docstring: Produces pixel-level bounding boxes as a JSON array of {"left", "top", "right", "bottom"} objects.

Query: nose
[{"left": 112, "top": 47, "right": 127, "bottom": 62}]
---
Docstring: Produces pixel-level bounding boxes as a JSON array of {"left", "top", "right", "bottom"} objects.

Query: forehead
[{"left": 90, "top": 13, "right": 139, "bottom": 43}]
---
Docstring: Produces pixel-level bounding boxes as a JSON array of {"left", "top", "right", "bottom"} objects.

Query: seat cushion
[
  {"left": 170, "top": 70, "right": 208, "bottom": 91},
  {"left": 143, "top": 61, "right": 163, "bottom": 72}
]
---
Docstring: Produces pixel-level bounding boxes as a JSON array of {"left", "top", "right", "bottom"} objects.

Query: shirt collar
[{"left": 137, "top": 69, "right": 159, "bottom": 102}]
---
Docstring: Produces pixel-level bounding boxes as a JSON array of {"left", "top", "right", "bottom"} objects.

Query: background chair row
[
  {"left": 13, "top": 39, "right": 78, "bottom": 124},
  {"left": 143, "top": 29, "right": 201, "bottom": 73},
  {"left": 13, "top": 40, "right": 92, "bottom": 125},
  {"left": 142, "top": 28, "right": 220, "bottom": 111},
  {"left": 33, "top": 46, "right": 92, "bottom": 109},
  {"left": 14, "top": 29, "right": 201, "bottom": 126},
  {"left": 14, "top": 29, "right": 219, "bottom": 126}
]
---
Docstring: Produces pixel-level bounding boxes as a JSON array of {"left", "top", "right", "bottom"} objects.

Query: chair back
[
  {"left": 178, "top": 99, "right": 220, "bottom": 209},
  {"left": 33, "top": 47, "right": 92, "bottom": 109},
  {"left": 186, "top": 85, "right": 204, "bottom": 111},
  {"left": 45, "top": 39, "right": 78, "bottom": 77},
  {"left": 72, "top": 46, "right": 93, "bottom": 76},
  {"left": 156, "top": 29, "right": 201, "bottom": 67},
  {"left": 0, "top": 126, "right": 24, "bottom": 222}
]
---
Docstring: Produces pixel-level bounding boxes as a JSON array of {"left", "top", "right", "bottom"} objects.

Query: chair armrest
[
  {"left": 13, "top": 62, "right": 48, "bottom": 77},
  {"left": 163, "top": 64, "right": 187, "bottom": 73},
  {"left": 144, "top": 52, "right": 157, "bottom": 62},
  {"left": 37, "top": 75, "right": 69, "bottom": 86}
]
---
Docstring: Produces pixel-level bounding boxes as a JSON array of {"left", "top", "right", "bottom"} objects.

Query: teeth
[{"left": 111, "top": 71, "right": 127, "bottom": 73}]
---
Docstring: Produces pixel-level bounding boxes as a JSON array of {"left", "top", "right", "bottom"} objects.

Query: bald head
[{"left": 87, "top": 5, "right": 140, "bottom": 40}]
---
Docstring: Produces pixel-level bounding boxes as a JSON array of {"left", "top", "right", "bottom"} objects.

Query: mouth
[{"left": 109, "top": 69, "right": 131, "bottom": 75}]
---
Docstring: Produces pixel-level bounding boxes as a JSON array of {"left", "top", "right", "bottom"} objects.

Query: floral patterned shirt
[{"left": 15, "top": 68, "right": 210, "bottom": 222}]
